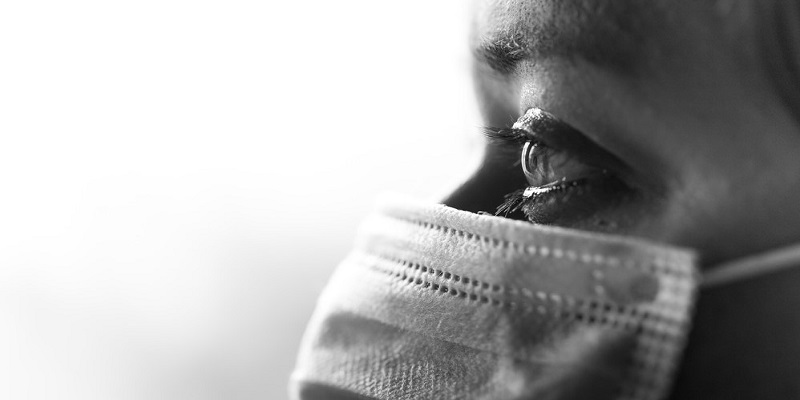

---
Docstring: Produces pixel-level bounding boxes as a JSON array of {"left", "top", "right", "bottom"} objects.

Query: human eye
[{"left": 484, "top": 108, "right": 637, "bottom": 226}]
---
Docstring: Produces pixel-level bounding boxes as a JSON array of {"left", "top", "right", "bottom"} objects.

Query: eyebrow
[
  {"left": 474, "top": 31, "right": 530, "bottom": 75},
  {"left": 472, "top": 1, "right": 666, "bottom": 77}
]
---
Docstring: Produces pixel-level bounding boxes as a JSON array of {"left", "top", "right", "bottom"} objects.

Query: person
[{"left": 291, "top": 1, "right": 800, "bottom": 399}]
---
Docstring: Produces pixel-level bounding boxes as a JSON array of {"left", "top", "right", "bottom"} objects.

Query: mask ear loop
[{"left": 701, "top": 243, "right": 800, "bottom": 288}]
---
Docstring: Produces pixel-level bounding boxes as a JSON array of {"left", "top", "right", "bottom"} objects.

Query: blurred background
[{"left": 0, "top": 1, "right": 478, "bottom": 399}]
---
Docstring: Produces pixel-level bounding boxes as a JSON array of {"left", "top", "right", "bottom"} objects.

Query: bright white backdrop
[{"left": 0, "top": 1, "right": 478, "bottom": 399}]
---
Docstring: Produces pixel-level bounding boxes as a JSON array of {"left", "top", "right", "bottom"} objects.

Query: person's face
[{"left": 447, "top": 0, "right": 800, "bottom": 265}]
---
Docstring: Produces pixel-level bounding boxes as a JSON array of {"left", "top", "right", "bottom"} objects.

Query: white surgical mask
[{"left": 290, "top": 196, "right": 800, "bottom": 400}]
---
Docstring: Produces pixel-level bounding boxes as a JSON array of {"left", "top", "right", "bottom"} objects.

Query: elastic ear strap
[{"left": 701, "top": 243, "right": 800, "bottom": 288}]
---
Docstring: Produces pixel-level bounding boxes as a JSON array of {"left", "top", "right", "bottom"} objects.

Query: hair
[{"left": 755, "top": 0, "right": 800, "bottom": 125}]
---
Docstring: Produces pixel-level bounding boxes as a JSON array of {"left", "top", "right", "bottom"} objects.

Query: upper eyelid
[
  {"left": 506, "top": 108, "right": 617, "bottom": 157},
  {"left": 512, "top": 108, "right": 574, "bottom": 141},
  {"left": 484, "top": 108, "right": 620, "bottom": 162},
  {"left": 485, "top": 109, "right": 573, "bottom": 146},
  {"left": 483, "top": 120, "right": 631, "bottom": 177}
]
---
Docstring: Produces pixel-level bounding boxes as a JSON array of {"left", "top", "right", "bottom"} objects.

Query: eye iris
[
  {"left": 521, "top": 138, "right": 602, "bottom": 188},
  {"left": 521, "top": 141, "right": 556, "bottom": 186}
]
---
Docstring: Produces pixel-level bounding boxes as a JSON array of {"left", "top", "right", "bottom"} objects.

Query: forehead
[
  {"left": 470, "top": 0, "right": 744, "bottom": 77},
  {"left": 471, "top": 0, "right": 666, "bottom": 36}
]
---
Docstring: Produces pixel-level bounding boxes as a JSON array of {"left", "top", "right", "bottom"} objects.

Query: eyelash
[
  {"left": 482, "top": 126, "right": 535, "bottom": 147},
  {"left": 482, "top": 126, "right": 584, "bottom": 217}
]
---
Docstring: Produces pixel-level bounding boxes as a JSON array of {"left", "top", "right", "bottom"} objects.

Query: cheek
[{"left": 652, "top": 144, "right": 800, "bottom": 266}]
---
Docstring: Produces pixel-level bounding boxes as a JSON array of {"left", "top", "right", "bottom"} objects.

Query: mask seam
[
  {"left": 378, "top": 200, "right": 695, "bottom": 263},
  {"left": 350, "top": 253, "right": 691, "bottom": 400},
  {"left": 361, "top": 253, "right": 687, "bottom": 333},
  {"left": 373, "top": 215, "right": 693, "bottom": 279}
]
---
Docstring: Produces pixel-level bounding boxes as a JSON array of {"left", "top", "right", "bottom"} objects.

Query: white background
[{"left": 0, "top": 1, "right": 478, "bottom": 399}]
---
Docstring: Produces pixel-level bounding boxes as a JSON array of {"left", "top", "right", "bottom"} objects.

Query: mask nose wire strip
[{"left": 701, "top": 243, "right": 800, "bottom": 288}]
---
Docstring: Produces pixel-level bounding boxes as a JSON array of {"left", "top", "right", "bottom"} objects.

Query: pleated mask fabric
[{"left": 291, "top": 197, "right": 699, "bottom": 400}]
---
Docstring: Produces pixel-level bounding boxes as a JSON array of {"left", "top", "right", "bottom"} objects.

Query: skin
[
  {"left": 447, "top": 0, "right": 800, "bottom": 266},
  {"left": 442, "top": 0, "right": 800, "bottom": 398}
]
